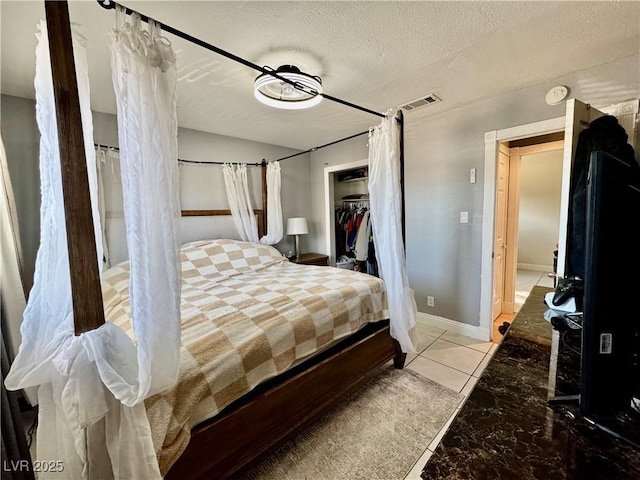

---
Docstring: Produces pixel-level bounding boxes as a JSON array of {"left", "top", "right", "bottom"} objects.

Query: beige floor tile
[
  {"left": 440, "top": 331, "right": 493, "bottom": 353},
  {"left": 516, "top": 269, "right": 544, "bottom": 291},
  {"left": 406, "top": 355, "right": 470, "bottom": 392},
  {"left": 415, "top": 331, "right": 438, "bottom": 353},
  {"left": 421, "top": 339, "right": 486, "bottom": 375},
  {"left": 415, "top": 321, "right": 446, "bottom": 338}
]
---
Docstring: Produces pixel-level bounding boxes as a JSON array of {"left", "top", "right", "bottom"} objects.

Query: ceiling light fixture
[{"left": 254, "top": 65, "right": 323, "bottom": 110}]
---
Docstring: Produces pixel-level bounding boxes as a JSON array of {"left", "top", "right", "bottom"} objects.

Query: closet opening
[{"left": 324, "top": 160, "right": 377, "bottom": 276}]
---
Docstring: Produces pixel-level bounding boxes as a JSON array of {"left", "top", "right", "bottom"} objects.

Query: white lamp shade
[{"left": 287, "top": 217, "right": 308, "bottom": 235}]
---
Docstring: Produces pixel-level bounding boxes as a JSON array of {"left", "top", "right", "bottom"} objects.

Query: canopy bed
[{"left": 4, "top": 1, "right": 417, "bottom": 479}]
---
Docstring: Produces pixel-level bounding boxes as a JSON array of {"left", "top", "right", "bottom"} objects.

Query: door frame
[
  {"left": 480, "top": 116, "right": 565, "bottom": 340},
  {"left": 499, "top": 140, "right": 565, "bottom": 315}
]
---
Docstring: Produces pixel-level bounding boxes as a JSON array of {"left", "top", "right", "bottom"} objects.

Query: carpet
[{"left": 238, "top": 365, "right": 464, "bottom": 480}]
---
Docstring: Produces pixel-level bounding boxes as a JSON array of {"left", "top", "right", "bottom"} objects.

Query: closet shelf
[
  {"left": 341, "top": 194, "right": 369, "bottom": 202},
  {"left": 337, "top": 167, "right": 368, "bottom": 183}
]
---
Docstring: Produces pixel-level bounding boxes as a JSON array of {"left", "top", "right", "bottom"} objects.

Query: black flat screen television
[{"left": 580, "top": 149, "right": 640, "bottom": 444}]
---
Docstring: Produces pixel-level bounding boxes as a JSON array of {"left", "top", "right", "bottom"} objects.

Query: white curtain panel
[
  {"left": 223, "top": 163, "right": 260, "bottom": 242},
  {"left": 223, "top": 161, "right": 283, "bottom": 245},
  {"left": 368, "top": 112, "right": 417, "bottom": 353},
  {"left": 108, "top": 6, "right": 182, "bottom": 404},
  {"left": 95, "top": 147, "right": 111, "bottom": 269},
  {"left": 6, "top": 11, "right": 182, "bottom": 478},
  {"left": 261, "top": 161, "right": 283, "bottom": 244}
]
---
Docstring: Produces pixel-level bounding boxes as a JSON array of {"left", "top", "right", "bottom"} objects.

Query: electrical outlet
[{"left": 427, "top": 296, "right": 435, "bottom": 307}]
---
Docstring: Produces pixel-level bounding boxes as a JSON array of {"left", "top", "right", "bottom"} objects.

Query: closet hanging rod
[
  {"left": 94, "top": 144, "right": 264, "bottom": 166},
  {"left": 96, "top": 0, "right": 386, "bottom": 119}
]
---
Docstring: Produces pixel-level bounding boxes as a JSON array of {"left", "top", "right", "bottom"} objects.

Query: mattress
[{"left": 101, "top": 238, "right": 389, "bottom": 474}]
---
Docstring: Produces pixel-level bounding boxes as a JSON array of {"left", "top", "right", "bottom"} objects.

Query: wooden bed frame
[
  {"left": 44, "top": 2, "right": 407, "bottom": 478},
  {"left": 167, "top": 322, "right": 404, "bottom": 480}
]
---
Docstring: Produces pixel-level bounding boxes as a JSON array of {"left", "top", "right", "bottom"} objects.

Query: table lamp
[{"left": 287, "top": 217, "right": 308, "bottom": 260}]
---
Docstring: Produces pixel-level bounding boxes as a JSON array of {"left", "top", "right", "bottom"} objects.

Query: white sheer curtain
[
  {"left": 368, "top": 111, "right": 417, "bottom": 353},
  {"left": 223, "top": 163, "right": 259, "bottom": 242},
  {"left": 261, "top": 161, "right": 283, "bottom": 244},
  {"left": 223, "top": 161, "right": 283, "bottom": 244},
  {"left": 106, "top": 5, "right": 182, "bottom": 404},
  {"left": 5, "top": 11, "right": 181, "bottom": 478},
  {"left": 95, "top": 146, "right": 115, "bottom": 269}
]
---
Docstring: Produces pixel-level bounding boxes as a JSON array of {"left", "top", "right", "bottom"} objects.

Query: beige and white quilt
[{"left": 101, "top": 238, "right": 388, "bottom": 474}]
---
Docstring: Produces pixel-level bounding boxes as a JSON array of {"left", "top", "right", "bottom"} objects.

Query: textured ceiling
[{"left": 1, "top": 1, "right": 639, "bottom": 150}]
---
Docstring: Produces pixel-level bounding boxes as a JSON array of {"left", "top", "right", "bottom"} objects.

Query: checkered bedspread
[{"left": 101, "top": 238, "right": 389, "bottom": 474}]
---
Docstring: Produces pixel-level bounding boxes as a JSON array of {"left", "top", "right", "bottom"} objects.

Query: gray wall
[
  {"left": 93, "top": 110, "right": 309, "bottom": 264},
  {"left": 307, "top": 54, "right": 639, "bottom": 328},
  {"left": 308, "top": 138, "right": 369, "bottom": 256},
  {"left": 4, "top": 52, "right": 639, "bottom": 330},
  {"left": 2, "top": 95, "right": 309, "bottom": 286},
  {"left": 1, "top": 95, "right": 40, "bottom": 294}
]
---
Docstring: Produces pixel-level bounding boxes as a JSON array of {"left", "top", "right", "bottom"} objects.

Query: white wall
[{"left": 517, "top": 149, "right": 563, "bottom": 271}]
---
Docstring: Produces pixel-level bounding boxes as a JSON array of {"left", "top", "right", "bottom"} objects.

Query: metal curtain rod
[
  {"left": 272, "top": 110, "right": 403, "bottom": 162},
  {"left": 94, "top": 144, "right": 263, "bottom": 166},
  {"left": 270, "top": 130, "right": 369, "bottom": 162},
  {"left": 96, "top": 0, "right": 386, "bottom": 119}
]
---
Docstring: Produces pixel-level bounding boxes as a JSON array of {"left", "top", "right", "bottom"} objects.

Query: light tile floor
[{"left": 402, "top": 269, "right": 555, "bottom": 480}]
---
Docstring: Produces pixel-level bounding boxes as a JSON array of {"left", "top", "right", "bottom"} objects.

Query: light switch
[
  {"left": 470, "top": 168, "right": 476, "bottom": 184},
  {"left": 460, "top": 211, "right": 469, "bottom": 223}
]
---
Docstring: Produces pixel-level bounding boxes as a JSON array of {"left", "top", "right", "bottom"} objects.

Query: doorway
[
  {"left": 482, "top": 98, "right": 618, "bottom": 343},
  {"left": 492, "top": 136, "right": 564, "bottom": 339}
]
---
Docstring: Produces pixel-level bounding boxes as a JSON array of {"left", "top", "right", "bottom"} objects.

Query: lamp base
[{"left": 294, "top": 235, "right": 301, "bottom": 260}]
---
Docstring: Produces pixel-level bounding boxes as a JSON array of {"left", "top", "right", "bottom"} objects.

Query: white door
[
  {"left": 492, "top": 143, "right": 509, "bottom": 320},
  {"left": 555, "top": 99, "right": 604, "bottom": 279}
]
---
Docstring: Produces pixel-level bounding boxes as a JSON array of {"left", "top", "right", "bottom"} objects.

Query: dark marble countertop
[{"left": 421, "top": 286, "right": 640, "bottom": 480}]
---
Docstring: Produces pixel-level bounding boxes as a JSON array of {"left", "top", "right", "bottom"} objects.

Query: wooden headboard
[{"left": 181, "top": 209, "right": 265, "bottom": 239}]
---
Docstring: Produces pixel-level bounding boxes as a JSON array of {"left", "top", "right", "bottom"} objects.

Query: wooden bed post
[
  {"left": 45, "top": 0, "right": 105, "bottom": 335},
  {"left": 397, "top": 109, "right": 406, "bottom": 247},
  {"left": 394, "top": 109, "right": 407, "bottom": 369},
  {"left": 261, "top": 159, "right": 268, "bottom": 236}
]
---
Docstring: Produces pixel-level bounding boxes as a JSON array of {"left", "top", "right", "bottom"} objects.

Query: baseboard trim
[
  {"left": 517, "top": 263, "right": 553, "bottom": 272},
  {"left": 416, "top": 311, "right": 491, "bottom": 342}
]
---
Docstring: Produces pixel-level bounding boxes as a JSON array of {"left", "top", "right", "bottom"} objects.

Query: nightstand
[{"left": 289, "top": 253, "right": 329, "bottom": 266}]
